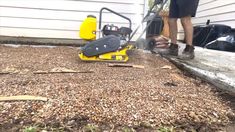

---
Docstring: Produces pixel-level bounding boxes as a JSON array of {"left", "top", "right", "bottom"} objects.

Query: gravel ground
[{"left": 0, "top": 45, "right": 235, "bottom": 132}]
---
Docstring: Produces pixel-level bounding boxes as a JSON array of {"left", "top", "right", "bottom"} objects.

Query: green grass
[
  {"left": 122, "top": 127, "right": 134, "bottom": 132},
  {"left": 157, "top": 126, "right": 174, "bottom": 132},
  {"left": 23, "top": 126, "right": 38, "bottom": 132},
  {"left": 83, "top": 124, "right": 99, "bottom": 132}
]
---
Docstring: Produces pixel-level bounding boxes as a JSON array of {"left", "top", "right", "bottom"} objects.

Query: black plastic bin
[
  {"left": 193, "top": 24, "right": 231, "bottom": 47},
  {"left": 145, "top": 15, "right": 164, "bottom": 38}
]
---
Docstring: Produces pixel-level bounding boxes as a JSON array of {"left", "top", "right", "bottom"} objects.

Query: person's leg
[
  {"left": 169, "top": 18, "right": 178, "bottom": 45},
  {"left": 177, "top": 0, "right": 199, "bottom": 47},
  {"left": 154, "top": 0, "right": 179, "bottom": 56},
  {"left": 180, "top": 16, "right": 193, "bottom": 45},
  {"left": 180, "top": 16, "right": 195, "bottom": 59},
  {"left": 176, "top": 0, "right": 199, "bottom": 59}
]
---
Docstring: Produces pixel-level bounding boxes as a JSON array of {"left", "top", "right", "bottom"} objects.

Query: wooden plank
[
  {"left": 0, "top": 72, "right": 12, "bottom": 75},
  {"left": 0, "top": 17, "right": 132, "bottom": 31},
  {"left": 198, "top": 1, "right": 235, "bottom": 12},
  {"left": 0, "top": 27, "right": 78, "bottom": 39},
  {"left": 0, "top": 7, "right": 140, "bottom": 23},
  {"left": 0, "top": 0, "right": 145, "bottom": 40},
  {"left": 0, "top": 0, "right": 141, "bottom": 13},
  {"left": 108, "top": 63, "right": 145, "bottom": 69},
  {"left": 0, "top": 95, "right": 48, "bottom": 102},
  {"left": 33, "top": 71, "right": 93, "bottom": 74},
  {"left": 193, "top": 12, "right": 235, "bottom": 24},
  {"left": 34, "top": 68, "right": 94, "bottom": 74},
  {"left": 33, "top": 70, "right": 94, "bottom": 74}
]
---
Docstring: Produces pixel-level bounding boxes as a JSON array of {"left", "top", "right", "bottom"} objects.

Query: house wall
[
  {"left": 0, "top": 0, "right": 147, "bottom": 40},
  {"left": 178, "top": 0, "right": 235, "bottom": 40}
]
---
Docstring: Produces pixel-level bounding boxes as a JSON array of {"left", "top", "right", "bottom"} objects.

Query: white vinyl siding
[
  {"left": 178, "top": 0, "right": 235, "bottom": 40},
  {"left": 0, "top": 0, "right": 147, "bottom": 40}
]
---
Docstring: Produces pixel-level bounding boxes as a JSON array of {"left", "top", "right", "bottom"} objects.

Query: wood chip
[
  {"left": 161, "top": 65, "right": 172, "bottom": 70},
  {"left": 170, "top": 73, "right": 188, "bottom": 82}
]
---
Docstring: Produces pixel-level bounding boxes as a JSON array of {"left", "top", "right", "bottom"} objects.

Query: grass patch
[
  {"left": 23, "top": 126, "right": 38, "bottom": 132},
  {"left": 157, "top": 126, "right": 174, "bottom": 132}
]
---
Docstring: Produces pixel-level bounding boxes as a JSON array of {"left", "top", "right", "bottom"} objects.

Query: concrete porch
[{"left": 164, "top": 44, "right": 235, "bottom": 95}]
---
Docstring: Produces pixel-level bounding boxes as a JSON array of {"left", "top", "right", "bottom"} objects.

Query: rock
[
  {"left": 189, "top": 112, "right": 200, "bottom": 121},
  {"left": 67, "top": 120, "right": 76, "bottom": 126}
]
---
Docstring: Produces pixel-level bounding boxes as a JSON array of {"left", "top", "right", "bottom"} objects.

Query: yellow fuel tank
[{"left": 79, "top": 15, "right": 97, "bottom": 40}]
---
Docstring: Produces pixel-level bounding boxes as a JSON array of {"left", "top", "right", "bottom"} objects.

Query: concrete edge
[
  {"left": 0, "top": 36, "right": 86, "bottom": 47},
  {"left": 166, "top": 57, "right": 235, "bottom": 95}
]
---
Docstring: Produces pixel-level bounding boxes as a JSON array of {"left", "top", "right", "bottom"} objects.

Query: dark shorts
[{"left": 169, "top": 0, "right": 199, "bottom": 18}]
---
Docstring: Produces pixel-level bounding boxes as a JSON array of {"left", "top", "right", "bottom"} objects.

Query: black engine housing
[{"left": 82, "top": 35, "right": 121, "bottom": 57}]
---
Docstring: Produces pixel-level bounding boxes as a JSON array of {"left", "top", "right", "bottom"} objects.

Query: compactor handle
[{"left": 99, "top": 7, "right": 132, "bottom": 30}]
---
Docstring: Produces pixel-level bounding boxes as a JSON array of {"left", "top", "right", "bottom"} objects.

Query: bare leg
[
  {"left": 181, "top": 16, "right": 193, "bottom": 45},
  {"left": 168, "top": 18, "right": 178, "bottom": 45}
]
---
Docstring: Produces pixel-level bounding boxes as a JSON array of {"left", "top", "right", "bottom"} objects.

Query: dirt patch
[{"left": 0, "top": 45, "right": 234, "bottom": 131}]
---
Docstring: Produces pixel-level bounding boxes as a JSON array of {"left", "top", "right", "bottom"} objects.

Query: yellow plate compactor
[
  {"left": 78, "top": 8, "right": 133, "bottom": 62},
  {"left": 78, "top": 0, "right": 166, "bottom": 62}
]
